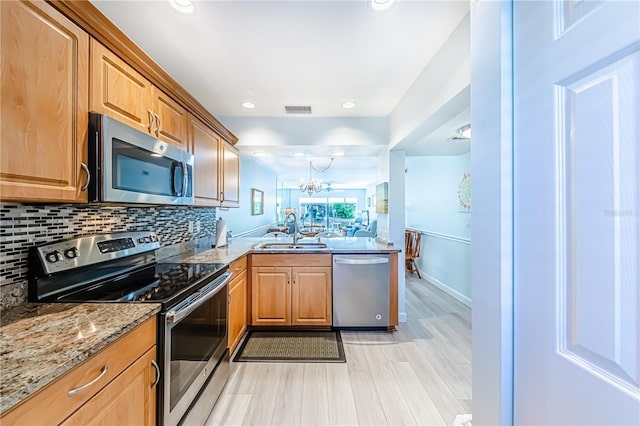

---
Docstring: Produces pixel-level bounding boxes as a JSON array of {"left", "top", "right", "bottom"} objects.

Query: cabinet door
[
  {"left": 90, "top": 39, "right": 153, "bottom": 135},
  {"left": 251, "top": 267, "right": 291, "bottom": 325},
  {"left": 220, "top": 141, "right": 240, "bottom": 207},
  {"left": 292, "top": 267, "right": 332, "bottom": 326},
  {"left": 189, "top": 114, "right": 221, "bottom": 206},
  {"left": 1, "top": 0, "right": 89, "bottom": 202},
  {"left": 228, "top": 269, "right": 248, "bottom": 352},
  {"left": 61, "top": 347, "right": 158, "bottom": 426},
  {"left": 152, "top": 86, "right": 188, "bottom": 148}
]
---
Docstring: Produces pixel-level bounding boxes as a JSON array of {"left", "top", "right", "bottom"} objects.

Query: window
[{"left": 298, "top": 197, "right": 358, "bottom": 230}]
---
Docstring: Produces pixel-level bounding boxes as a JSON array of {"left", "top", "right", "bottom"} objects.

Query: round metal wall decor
[{"left": 458, "top": 172, "right": 471, "bottom": 211}]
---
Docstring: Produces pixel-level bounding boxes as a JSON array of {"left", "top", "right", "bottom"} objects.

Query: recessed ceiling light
[
  {"left": 332, "top": 151, "right": 345, "bottom": 157},
  {"left": 168, "top": 0, "right": 194, "bottom": 14},
  {"left": 241, "top": 101, "right": 255, "bottom": 109},
  {"left": 341, "top": 101, "right": 356, "bottom": 109},
  {"left": 292, "top": 152, "right": 306, "bottom": 157},
  {"left": 253, "top": 152, "right": 269, "bottom": 157},
  {"left": 458, "top": 124, "right": 472, "bottom": 139},
  {"left": 370, "top": 0, "right": 395, "bottom": 12}
]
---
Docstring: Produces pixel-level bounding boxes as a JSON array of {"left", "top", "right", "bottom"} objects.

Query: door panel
[
  {"left": 514, "top": 1, "right": 640, "bottom": 424},
  {"left": 558, "top": 50, "right": 639, "bottom": 392}
]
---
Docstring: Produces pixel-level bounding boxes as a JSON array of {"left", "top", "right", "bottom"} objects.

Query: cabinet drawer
[
  {"left": 229, "top": 256, "right": 247, "bottom": 274},
  {"left": 251, "top": 254, "right": 331, "bottom": 267},
  {"left": 2, "top": 317, "right": 156, "bottom": 425}
]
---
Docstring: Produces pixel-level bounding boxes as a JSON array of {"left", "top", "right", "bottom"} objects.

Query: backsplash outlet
[{"left": 0, "top": 203, "right": 216, "bottom": 310}]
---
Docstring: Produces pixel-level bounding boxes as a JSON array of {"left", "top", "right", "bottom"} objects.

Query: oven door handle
[{"left": 166, "top": 272, "right": 232, "bottom": 324}]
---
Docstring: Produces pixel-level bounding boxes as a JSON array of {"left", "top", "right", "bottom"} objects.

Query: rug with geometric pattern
[{"left": 233, "top": 330, "right": 345, "bottom": 363}]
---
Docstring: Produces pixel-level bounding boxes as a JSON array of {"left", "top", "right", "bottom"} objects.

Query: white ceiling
[{"left": 92, "top": 0, "right": 470, "bottom": 188}]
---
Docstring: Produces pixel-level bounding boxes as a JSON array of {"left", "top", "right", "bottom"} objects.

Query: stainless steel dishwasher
[{"left": 333, "top": 254, "right": 390, "bottom": 328}]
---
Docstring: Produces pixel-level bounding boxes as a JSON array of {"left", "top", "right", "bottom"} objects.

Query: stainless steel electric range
[{"left": 28, "top": 231, "right": 232, "bottom": 425}]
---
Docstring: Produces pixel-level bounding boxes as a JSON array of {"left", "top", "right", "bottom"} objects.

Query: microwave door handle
[
  {"left": 182, "top": 161, "right": 188, "bottom": 197},
  {"left": 170, "top": 162, "right": 182, "bottom": 197}
]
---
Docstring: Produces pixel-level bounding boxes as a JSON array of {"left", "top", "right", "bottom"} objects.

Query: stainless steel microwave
[{"left": 88, "top": 113, "right": 194, "bottom": 205}]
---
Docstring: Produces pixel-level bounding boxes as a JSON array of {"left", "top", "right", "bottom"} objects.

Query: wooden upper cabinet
[
  {"left": 90, "top": 39, "right": 153, "bottom": 134},
  {"left": 152, "top": 86, "right": 188, "bottom": 149},
  {"left": 90, "top": 40, "right": 187, "bottom": 148},
  {"left": 189, "top": 114, "right": 220, "bottom": 206},
  {"left": 0, "top": 0, "right": 89, "bottom": 202},
  {"left": 220, "top": 141, "right": 240, "bottom": 207}
]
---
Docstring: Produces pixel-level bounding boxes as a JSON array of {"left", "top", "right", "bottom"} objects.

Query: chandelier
[
  {"left": 299, "top": 158, "right": 334, "bottom": 196},
  {"left": 300, "top": 161, "right": 323, "bottom": 195}
]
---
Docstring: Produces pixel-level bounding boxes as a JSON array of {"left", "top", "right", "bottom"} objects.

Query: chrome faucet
[{"left": 285, "top": 211, "right": 300, "bottom": 245}]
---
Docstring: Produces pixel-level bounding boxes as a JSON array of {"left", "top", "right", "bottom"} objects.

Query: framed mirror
[{"left": 252, "top": 188, "right": 264, "bottom": 215}]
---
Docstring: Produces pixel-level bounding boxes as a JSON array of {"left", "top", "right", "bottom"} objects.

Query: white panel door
[{"left": 514, "top": 1, "right": 640, "bottom": 424}]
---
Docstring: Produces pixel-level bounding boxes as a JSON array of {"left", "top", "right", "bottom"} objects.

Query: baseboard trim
[{"left": 423, "top": 273, "right": 472, "bottom": 307}]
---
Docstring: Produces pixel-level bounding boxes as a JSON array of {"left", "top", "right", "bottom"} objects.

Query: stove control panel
[{"left": 35, "top": 232, "right": 161, "bottom": 275}]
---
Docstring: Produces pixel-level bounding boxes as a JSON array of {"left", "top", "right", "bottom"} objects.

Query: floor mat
[{"left": 233, "top": 330, "right": 346, "bottom": 363}]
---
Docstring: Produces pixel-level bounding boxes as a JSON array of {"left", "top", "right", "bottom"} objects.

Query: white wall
[
  {"left": 389, "top": 13, "right": 470, "bottom": 150},
  {"left": 406, "top": 153, "right": 471, "bottom": 238},
  {"left": 405, "top": 153, "right": 471, "bottom": 305},
  {"left": 470, "top": 1, "right": 514, "bottom": 424},
  {"left": 222, "top": 156, "right": 278, "bottom": 236},
  {"left": 384, "top": 13, "right": 470, "bottom": 325}
]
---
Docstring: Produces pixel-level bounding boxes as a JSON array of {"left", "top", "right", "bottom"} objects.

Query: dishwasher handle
[{"left": 334, "top": 257, "right": 389, "bottom": 265}]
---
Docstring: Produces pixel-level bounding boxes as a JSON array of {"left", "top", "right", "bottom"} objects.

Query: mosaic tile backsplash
[{"left": 0, "top": 203, "right": 216, "bottom": 310}]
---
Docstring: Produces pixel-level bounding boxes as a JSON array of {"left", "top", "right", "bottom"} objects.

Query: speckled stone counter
[
  {"left": 163, "top": 236, "right": 399, "bottom": 265},
  {"left": 0, "top": 303, "right": 159, "bottom": 414}
]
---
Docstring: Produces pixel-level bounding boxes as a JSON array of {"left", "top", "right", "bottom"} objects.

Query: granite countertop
[
  {"left": 0, "top": 303, "right": 159, "bottom": 415},
  {"left": 163, "top": 236, "right": 399, "bottom": 264}
]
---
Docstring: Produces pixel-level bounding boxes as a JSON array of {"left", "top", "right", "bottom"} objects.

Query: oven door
[{"left": 161, "top": 272, "right": 231, "bottom": 426}]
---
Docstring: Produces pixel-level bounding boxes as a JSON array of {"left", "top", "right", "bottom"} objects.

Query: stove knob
[
  {"left": 144, "top": 236, "right": 152, "bottom": 243},
  {"left": 138, "top": 237, "right": 145, "bottom": 243},
  {"left": 151, "top": 235, "right": 158, "bottom": 242},
  {"left": 46, "top": 251, "right": 62, "bottom": 263},
  {"left": 64, "top": 247, "right": 79, "bottom": 259}
]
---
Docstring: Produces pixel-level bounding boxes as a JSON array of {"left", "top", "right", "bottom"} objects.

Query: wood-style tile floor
[{"left": 207, "top": 274, "right": 472, "bottom": 425}]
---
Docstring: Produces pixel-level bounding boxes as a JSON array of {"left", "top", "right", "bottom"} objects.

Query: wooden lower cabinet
[
  {"left": 228, "top": 256, "right": 248, "bottom": 352},
  {"left": 251, "top": 254, "right": 332, "bottom": 327},
  {"left": 61, "top": 347, "right": 157, "bottom": 426},
  {"left": 1, "top": 317, "right": 157, "bottom": 426},
  {"left": 251, "top": 267, "right": 291, "bottom": 326},
  {"left": 291, "top": 267, "right": 332, "bottom": 326}
]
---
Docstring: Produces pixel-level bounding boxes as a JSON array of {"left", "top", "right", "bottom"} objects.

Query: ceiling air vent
[{"left": 284, "top": 105, "right": 312, "bottom": 114}]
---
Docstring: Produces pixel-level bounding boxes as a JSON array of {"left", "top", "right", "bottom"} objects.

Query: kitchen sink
[{"left": 256, "top": 242, "right": 329, "bottom": 250}]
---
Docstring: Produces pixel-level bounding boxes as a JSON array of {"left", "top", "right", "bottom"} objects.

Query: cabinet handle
[
  {"left": 151, "top": 360, "right": 160, "bottom": 388},
  {"left": 147, "top": 110, "right": 154, "bottom": 131},
  {"left": 154, "top": 113, "right": 160, "bottom": 137},
  {"left": 220, "top": 191, "right": 224, "bottom": 202},
  {"left": 67, "top": 365, "right": 108, "bottom": 396},
  {"left": 80, "top": 162, "right": 90, "bottom": 192}
]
